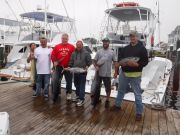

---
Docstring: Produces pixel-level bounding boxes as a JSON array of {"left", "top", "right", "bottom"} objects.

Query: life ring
[{"left": 114, "top": 2, "right": 139, "bottom": 7}]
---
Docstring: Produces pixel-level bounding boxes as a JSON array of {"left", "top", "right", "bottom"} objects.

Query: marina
[
  {"left": 0, "top": 0, "right": 180, "bottom": 135},
  {"left": 0, "top": 1, "right": 173, "bottom": 106}
]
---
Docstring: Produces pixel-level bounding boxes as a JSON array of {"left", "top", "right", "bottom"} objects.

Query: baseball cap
[
  {"left": 129, "top": 30, "right": 138, "bottom": 37},
  {"left": 102, "top": 37, "right": 110, "bottom": 42}
]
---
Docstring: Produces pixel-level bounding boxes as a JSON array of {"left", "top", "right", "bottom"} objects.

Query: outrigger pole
[
  {"left": 4, "top": 0, "right": 19, "bottom": 21},
  {"left": 61, "top": 0, "right": 77, "bottom": 40},
  {"left": 157, "top": 0, "right": 160, "bottom": 46},
  {"left": 44, "top": 0, "right": 47, "bottom": 38}
]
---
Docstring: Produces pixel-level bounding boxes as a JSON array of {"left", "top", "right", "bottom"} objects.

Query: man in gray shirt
[{"left": 93, "top": 37, "right": 117, "bottom": 108}]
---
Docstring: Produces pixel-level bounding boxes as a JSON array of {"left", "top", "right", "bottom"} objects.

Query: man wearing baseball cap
[{"left": 92, "top": 37, "right": 117, "bottom": 108}]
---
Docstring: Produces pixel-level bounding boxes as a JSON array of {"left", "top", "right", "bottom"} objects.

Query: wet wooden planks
[{"left": 0, "top": 82, "right": 180, "bottom": 135}]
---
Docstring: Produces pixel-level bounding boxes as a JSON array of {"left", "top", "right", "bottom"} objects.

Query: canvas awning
[{"left": 20, "top": 12, "right": 73, "bottom": 23}]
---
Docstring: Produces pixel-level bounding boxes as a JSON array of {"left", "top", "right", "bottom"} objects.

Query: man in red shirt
[{"left": 51, "top": 33, "right": 75, "bottom": 103}]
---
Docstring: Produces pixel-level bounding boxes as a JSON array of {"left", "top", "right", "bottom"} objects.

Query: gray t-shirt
[{"left": 94, "top": 48, "right": 117, "bottom": 77}]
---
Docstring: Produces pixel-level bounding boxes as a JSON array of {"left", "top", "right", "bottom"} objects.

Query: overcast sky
[{"left": 0, "top": 0, "right": 180, "bottom": 43}]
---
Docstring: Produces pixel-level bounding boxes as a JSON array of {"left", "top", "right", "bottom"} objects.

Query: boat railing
[
  {"left": 104, "top": 25, "right": 146, "bottom": 35},
  {"left": 106, "top": 32, "right": 147, "bottom": 44}
]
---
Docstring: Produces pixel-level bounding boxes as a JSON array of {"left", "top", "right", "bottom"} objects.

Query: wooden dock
[{"left": 0, "top": 82, "right": 180, "bottom": 135}]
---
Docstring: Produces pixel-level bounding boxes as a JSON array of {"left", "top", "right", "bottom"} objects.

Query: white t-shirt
[{"left": 34, "top": 46, "right": 52, "bottom": 74}]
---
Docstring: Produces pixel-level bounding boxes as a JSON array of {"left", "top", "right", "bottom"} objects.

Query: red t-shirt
[{"left": 51, "top": 43, "right": 75, "bottom": 67}]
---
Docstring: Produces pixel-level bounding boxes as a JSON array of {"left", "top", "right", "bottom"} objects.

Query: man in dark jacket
[
  {"left": 68, "top": 40, "right": 92, "bottom": 106},
  {"left": 113, "top": 31, "right": 148, "bottom": 121}
]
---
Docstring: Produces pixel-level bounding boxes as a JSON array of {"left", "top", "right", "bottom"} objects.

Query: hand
[
  {"left": 119, "top": 62, "right": 127, "bottom": 67},
  {"left": 114, "top": 72, "right": 118, "bottom": 78},
  {"left": 84, "top": 66, "right": 89, "bottom": 71},
  {"left": 95, "top": 66, "right": 99, "bottom": 71},
  {"left": 51, "top": 66, "right": 56, "bottom": 72},
  {"left": 64, "top": 67, "right": 70, "bottom": 71},
  {"left": 54, "top": 61, "right": 58, "bottom": 67},
  {"left": 30, "top": 53, "right": 35, "bottom": 59},
  {"left": 127, "top": 60, "right": 139, "bottom": 67},
  {"left": 51, "top": 69, "right": 55, "bottom": 73}
]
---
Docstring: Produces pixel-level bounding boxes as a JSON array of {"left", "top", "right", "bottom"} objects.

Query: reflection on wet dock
[{"left": 0, "top": 82, "right": 180, "bottom": 135}]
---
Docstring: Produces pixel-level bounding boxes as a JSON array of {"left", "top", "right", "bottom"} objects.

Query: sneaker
[
  {"left": 29, "top": 84, "right": 34, "bottom": 87},
  {"left": 71, "top": 96, "right": 79, "bottom": 102},
  {"left": 32, "top": 94, "right": 37, "bottom": 97},
  {"left": 105, "top": 100, "right": 110, "bottom": 108},
  {"left": 98, "top": 98, "right": 102, "bottom": 103},
  {"left": 44, "top": 95, "right": 49, "bottom": 100},
  {"left": 135, "top": 114, "right": 142, "bottom": 121},
  {"left": 110, "top": 105, "right": 121, "bottom": 111},
  {"left": 44, "top": 94, "right": 48, "bottom": 97},
  {"left": 76, "top": 100, "right": 84, "bottom": 106},
  {"left": 66, "top": 93, "right": 72, "bottom": 100},
  {"left": 52, "top": 99, "right": 57, "bottom": 104},
  {"left": 91, "top": 97, "right": 102, "bottom": 105}
]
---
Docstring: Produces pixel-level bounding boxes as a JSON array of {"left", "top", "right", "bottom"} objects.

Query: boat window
[
  {"left": 142, "top": 41, "right": 146, "bottom": 46},
  {"left": 141, "top": 35, "right": 144, "bottom": 39},
  {"left": 120, "top": 35, "right": 125, "bottom": 40},
  {"left": 19, "top": 47, "right": 27, "bottom": 53},
  {"left": 140, "top": 34, "right": 147, "bottom": 40},
  {"left": 5, "top": 45, "right": 12, "bottom": 53}
]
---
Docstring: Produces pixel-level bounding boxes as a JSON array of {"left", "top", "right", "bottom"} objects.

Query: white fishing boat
[
  {"left": 0, "top": 18, "right": 29, "bottom": 67},
  {"left": 0, "top": 11, "right": 76, "bottom": 81},
  {"left": 62, "top": 2, "right": 173, "bottom": 106},
  {"left": 0, "top": 18, "right": 28, "bottom": 46}
]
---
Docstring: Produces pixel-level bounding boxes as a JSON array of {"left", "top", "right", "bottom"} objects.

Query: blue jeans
[
  {"left": 115, "top": 72, "right": 143, "bottom": 114},
  {"left": 74, "top": 73, "right": 87, "bottom": 100},
  {"left": 36, "top": 74, "right": 50, "bottom": 96}
]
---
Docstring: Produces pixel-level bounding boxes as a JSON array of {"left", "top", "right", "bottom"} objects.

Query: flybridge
[
  {"left": 100, "top": 2, "right": 157, "bottom": 49},
  {"left": 105, "top": 6, "right": 153, "bottom": 22},
  {"left": 20, "top": 12, "right": 73, "bottom": 23}
]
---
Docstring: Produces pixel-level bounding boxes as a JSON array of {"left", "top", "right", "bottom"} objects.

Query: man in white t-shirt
[{"left": 33, "top": 37, "right": 52, "bottom": 99}]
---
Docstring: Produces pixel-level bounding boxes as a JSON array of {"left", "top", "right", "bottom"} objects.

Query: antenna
[
  {"left": 105, "top": 0, "right": 109, "bottom": 9},
  {"left": 19, "top": 0, "right": 26, "bottom": 12},
  {"left": 105, "top": 0, "right": 113, "bottom": 32},
  {"left": 37, "top": 5, "right": 43, "bottom": 11},
  {"left": 157, "top": 0, "right": 160, "bottom": 46}
]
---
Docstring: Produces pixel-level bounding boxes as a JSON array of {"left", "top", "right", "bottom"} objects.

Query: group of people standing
[
  {"left": 51, "top": 34, "right": 92, "bottom": 106},
  {"left": 27, "top": 31, "right": 148, "bottom": 121},
  {"left": 28, "top": 33, "right": 92, "bottom": 106}
]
